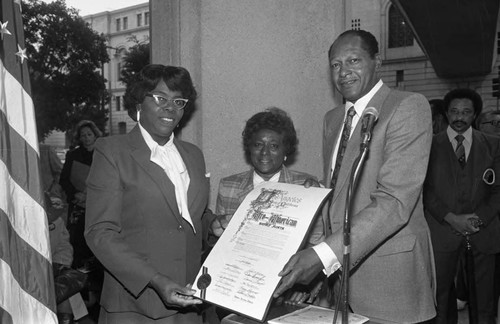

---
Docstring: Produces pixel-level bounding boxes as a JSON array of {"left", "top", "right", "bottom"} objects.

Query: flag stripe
[
  {"left": 0, "top": 306, "right": 14, "bottom": 324},
  {"left": 0, "top": 160, "right": 56, "bottom": 319},
  {"left": 0, "top": 61, "right": 38, "bottom": 152},
  {"left": 0, "top": 125, "right": 50, "bottom": 259},
  {"left": 0, "top": 258, "right": 56, "bottom": 324},
  {"left": 0, "top": 158, "right": 51, "bottom": 260},
  {"left": 1, "top": 0, "right": 57, "bottom": 321},
  {"left": 0, "top": 105, "right": 43, "bottom": 207},
  {"left": 0, "top": 207, "right": 53, "bottom": 287}
]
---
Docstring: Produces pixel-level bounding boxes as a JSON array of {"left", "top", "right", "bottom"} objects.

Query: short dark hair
[
  {"left": 124, "top": 64, "right": 197, "bottom": 121},
  {"left": 443, "top": 88, "right": 483, "bottom": 116},
  {"left": 242, "top": 107, "right": 298, "bottom": 159},
  {"left": 329, "top": 29, "right": 379, "bottom": 59},
  {"left": 429, "top": 99, "right": 447, "bottom": 119}
]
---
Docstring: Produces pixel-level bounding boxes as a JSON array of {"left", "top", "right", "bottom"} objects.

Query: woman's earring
[
  {"left": 284, "top": 156, "right": 287, "bottom": 162},
  {"left": 136, "top": 109, "right": 140, "bottom": 122}
]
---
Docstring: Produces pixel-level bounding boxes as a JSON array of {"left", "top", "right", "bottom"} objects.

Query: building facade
[
  {"left": 84, "top": 2, "right": 149, "bottom": 136},
  {"left": 369, "top": 0, "right": 499, "bottom": 111},
  {"left": 43, "top": 2, "right": 149, "bottom": 149}
]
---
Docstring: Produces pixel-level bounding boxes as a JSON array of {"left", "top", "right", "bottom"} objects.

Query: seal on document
[{"left": 197, "top": 273, "right": 212, "bottom": 290}]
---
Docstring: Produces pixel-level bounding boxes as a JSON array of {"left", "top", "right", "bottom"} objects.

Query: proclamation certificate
[{"left": 193, "top": 182, "right": 331, "bottom": 321}]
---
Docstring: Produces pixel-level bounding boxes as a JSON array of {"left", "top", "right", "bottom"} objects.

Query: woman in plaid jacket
[{"left": 213, "top": 107, "right": 319, "bottom": 236}]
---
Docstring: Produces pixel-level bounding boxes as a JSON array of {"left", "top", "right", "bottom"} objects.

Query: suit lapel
[
  {"left": 332, "top": 119, "right": 361, "bottom": 202},
  {"left": 470, "top": 130, "right": 486, "bottom": 195},
  {"left": 331, "top": 85, "right": 390, "bottom": 203},
  {"left": 442, "top": 133, "right": 461, "bottom": 175},
  {"left": 128, "top": 126, "right": 183, "bottom": 224},
  {"left": 435, "top": 133, "right": 461, "bottom": 199},
  {"left": 324, "top": 108, "right": 346, "bottom": 186},
  {"left": 279, "top": 166, "right": 293, "bottom": 183},
  {"left": 175, "top": 139, "right": 201, "bottom": 210},
  {"left": 470, "top": 130, "right": 485, "bottom": 170},
  {"left": 437, "top": 132, "right": 457, "bottom": 172},
  {"left": 238, "top": 170, "right": 254, "bottom": 204}
]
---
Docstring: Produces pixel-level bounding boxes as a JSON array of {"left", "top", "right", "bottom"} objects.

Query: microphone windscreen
[{"left": 362, "top": 107, "right": 379, "bottom": 120}]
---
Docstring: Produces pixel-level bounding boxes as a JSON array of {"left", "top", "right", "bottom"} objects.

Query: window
[
  {"left": 117, "top": 62, "right": 122, "bottom": 81},
  {"left": 116, "top": 18, "right": 121, "bottom": 32},
  {"left": 123, "top": 17, "right": 128, "bottom": 30},
  {"left": 388, "top": 5, "right": 414, "bottom": 48},
  {"left": 145, "top": 12, "right": 150, "bottom": 26},
  {"left": 118, "top": 122, "right": 127, "bottom": 134},
  {"left": 497, "top": 32, "right": 500, "bottom": 54},
  {"left": 137, "top": 13, "right": 142, "bottom": 27},
  {"left": 116, "top": 96, "right": 121, "bottom": 111},
  {"left": 351, "top": 19, "right": 361, "bottom": 31},
  {"left": 396, "top": 70, "right": 404, "bottom": 86}
]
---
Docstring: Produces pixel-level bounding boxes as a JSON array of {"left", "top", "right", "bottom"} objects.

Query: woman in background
[
  {"left": 59, "top": 119, "right": 103, "bottom": 320},
  {"left": 60, "top": 120, "right": 102, "bottom": 270}
]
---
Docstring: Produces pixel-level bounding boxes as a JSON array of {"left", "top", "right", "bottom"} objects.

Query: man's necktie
[
  {"left": 330, "top": 106, "right": 356, "bottom": 192},
  {"left": 455, "top": 134, "right": 466, "bottom": 168}
]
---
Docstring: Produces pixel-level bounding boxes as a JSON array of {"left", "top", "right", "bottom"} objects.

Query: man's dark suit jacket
[
  {"left": 424, "top": 129, "right": 500, "bottom": 254},
  {"left": 85, "top": 126, "right": 210, "bottom": 320}
]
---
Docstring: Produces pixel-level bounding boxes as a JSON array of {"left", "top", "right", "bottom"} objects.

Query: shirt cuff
[{"left": 312, "top": 242, "right": 341, "bottom": 277}]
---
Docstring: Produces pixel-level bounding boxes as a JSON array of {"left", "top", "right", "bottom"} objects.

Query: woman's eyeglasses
[{"left": 145, "top": 93, "right": 188, "bottom": 110}]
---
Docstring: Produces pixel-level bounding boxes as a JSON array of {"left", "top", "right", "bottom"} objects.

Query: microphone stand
[{"left": 333, "top": 139, "right": 371, "bottom": 324}]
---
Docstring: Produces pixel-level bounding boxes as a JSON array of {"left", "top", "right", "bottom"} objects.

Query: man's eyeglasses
[
  {"left": 481, "top": 120, "right": 500, "bottom": 128},
  {"left": 145, "top": 93, "right": 188, "bottom": 110}
]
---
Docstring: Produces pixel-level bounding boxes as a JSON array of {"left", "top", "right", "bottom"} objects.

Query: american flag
[{"left": 0, "top": 0, "right": 57, "bottom": 323}]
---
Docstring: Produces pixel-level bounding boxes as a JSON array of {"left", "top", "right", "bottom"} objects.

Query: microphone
[{"left": 360, "top": 107, "right": 379, "bottom": 149}]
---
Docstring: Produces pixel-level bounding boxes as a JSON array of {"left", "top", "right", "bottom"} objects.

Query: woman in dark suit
[
  {"left": 85, "top": 64, "right": 213, "bottom": 323},
  {"left": 60, "top": 120, "right": 102, "bottom": 269},
  {"left": 60, "top": 120, "right": 104, "bottom": 319}
]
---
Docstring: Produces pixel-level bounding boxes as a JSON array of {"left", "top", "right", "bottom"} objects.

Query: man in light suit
[
  {"left": 274, "top": 29, "right": 436, "bottom": 323},
  {"left": 424, "top": 88, "right": 500, "bottom": 324}
]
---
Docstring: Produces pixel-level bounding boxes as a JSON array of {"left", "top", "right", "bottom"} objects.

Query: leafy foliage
[
  {"left": 22, "top": 0, "right": 109, "bottom": 140},
  {"left": 120, "top": 36, "right": 150, "bottom": 88}
]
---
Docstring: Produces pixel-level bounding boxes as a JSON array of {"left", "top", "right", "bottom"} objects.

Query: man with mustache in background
[{"left": 424, "top": 88, "right": 500, "bottom": 324}]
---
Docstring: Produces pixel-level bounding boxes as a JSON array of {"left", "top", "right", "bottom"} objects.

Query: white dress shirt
[
  {"left": 313, "top": 79, "right": 384, "bottom": 276},
  {"left": 138, "top": 123, "right": 195, "bottom": 232},
  {"left": 253, "top": 170, "right": 281, "bottom": 187},
  {"left": 446, "top": 125, "right": 472, "bottom": 161}
]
